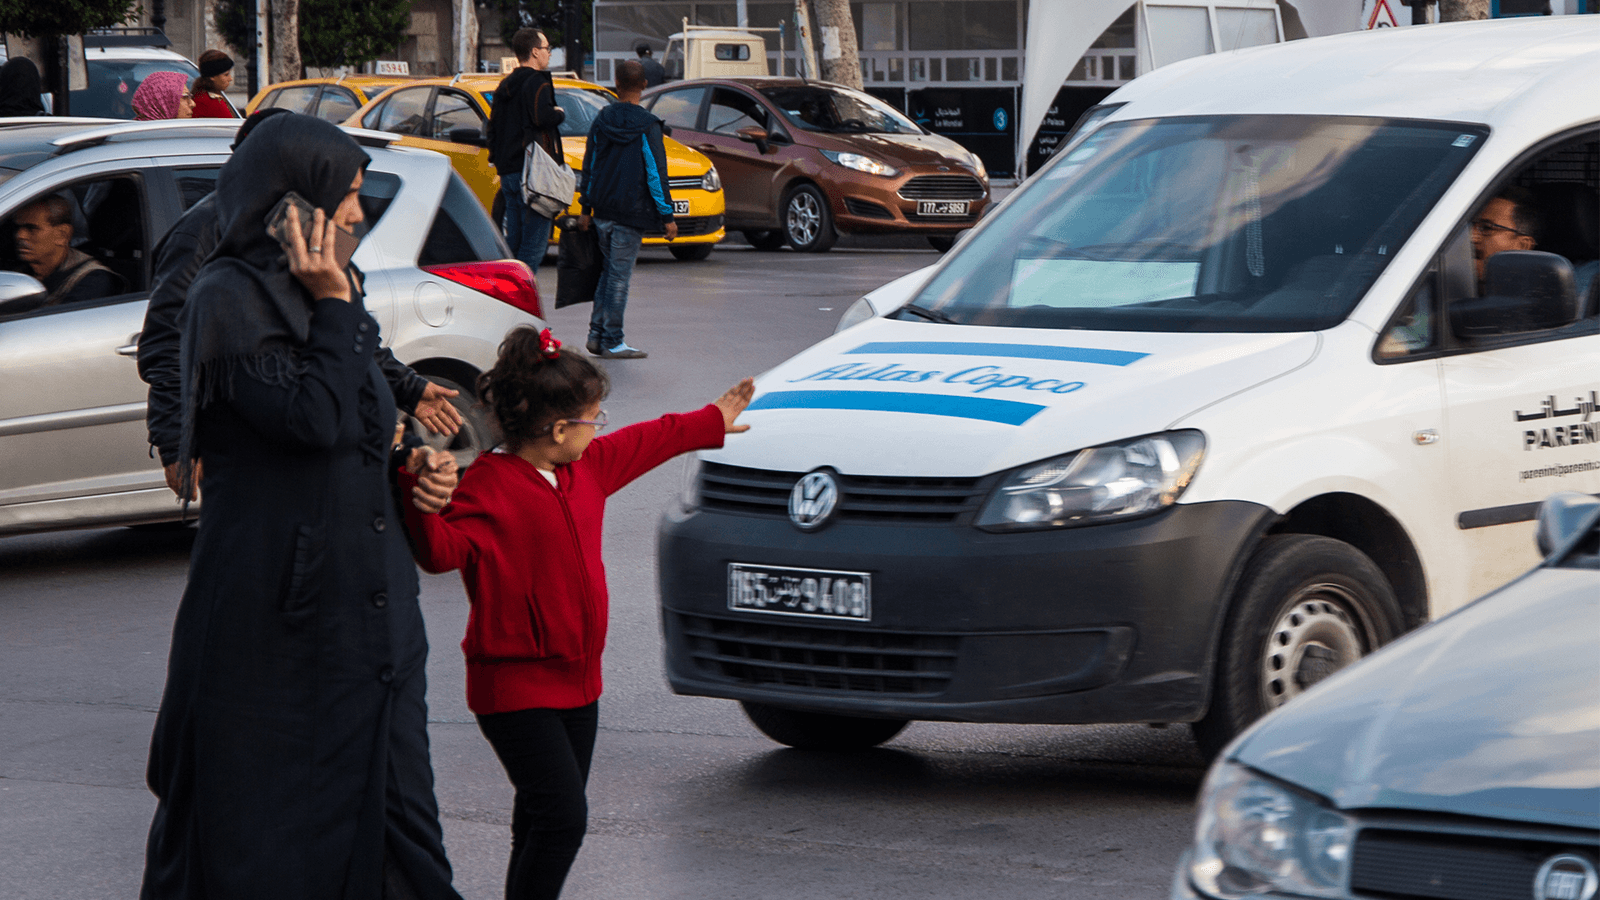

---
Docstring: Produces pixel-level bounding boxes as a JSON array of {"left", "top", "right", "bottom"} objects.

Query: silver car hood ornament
[{"left": 789, "top": 469, "right": 839, "bottom": 531}]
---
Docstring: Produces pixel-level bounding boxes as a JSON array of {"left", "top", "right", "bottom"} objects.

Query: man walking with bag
[
  {"left": 576, "top": 60, "right": 676, "bottom": 359},
  {"left": 488, "top": 28, "right": 564, "bottom": 271}
]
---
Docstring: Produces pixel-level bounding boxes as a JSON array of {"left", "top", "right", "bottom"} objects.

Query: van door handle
[{"left": 116, "top": 333, "right": 141, "bottom": 357}]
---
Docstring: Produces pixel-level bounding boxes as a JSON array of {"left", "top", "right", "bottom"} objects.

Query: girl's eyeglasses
[{"left": 562, "top": 410, "right": 608, "bottom": 431}]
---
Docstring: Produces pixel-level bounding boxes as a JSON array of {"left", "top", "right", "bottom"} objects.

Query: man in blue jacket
[{"left": 576, "top": 59, "right": 676, "bottom": 359}]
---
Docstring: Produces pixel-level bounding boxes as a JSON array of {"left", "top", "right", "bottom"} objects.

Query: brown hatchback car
[{"left": 642, "top": 78, "right": 989, "bottom": 252}]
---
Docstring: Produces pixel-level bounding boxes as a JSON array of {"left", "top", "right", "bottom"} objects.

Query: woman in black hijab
[
  {"left": 0, "top": 57, "right": 47, "bottom": 117},
  {"left": 141, "top": 113, "right": 463, "bottom": 900}
]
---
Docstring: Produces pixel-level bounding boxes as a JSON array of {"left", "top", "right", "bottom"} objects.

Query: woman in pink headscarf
[{"left": 131, "top": 71, "right": 194, "bottom": 120}]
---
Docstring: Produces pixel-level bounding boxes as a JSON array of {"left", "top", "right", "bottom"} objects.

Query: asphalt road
[{"left": 0, "top": 242, "right": 1208, "bottom": 900}]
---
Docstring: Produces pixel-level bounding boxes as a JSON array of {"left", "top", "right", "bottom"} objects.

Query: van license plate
[
  {"left": 673, "top": 199, "right": 690, "bottom": 215},
  {"left": 918, "top": 200, "right": 969, "bottom": 216},
  {"left": 728, "top": 563, "right": 871, "bottom": 621}
]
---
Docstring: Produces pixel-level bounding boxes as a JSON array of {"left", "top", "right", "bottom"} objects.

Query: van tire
[
  {"left": 1192, "top": 535, "right": 1402, "bottom": 759},
  {"left": 782, "top": 184, "right": 837, "bottom": 252},
  {"left": 743, "top": 229, "right": 787, "bottom": 251},
  {"left": 742, "top": 701, "right": 908, "bottom": 750}
]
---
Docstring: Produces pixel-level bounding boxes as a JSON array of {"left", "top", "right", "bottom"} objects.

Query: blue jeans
[
  {"left": 500, "top": 173, "right": 552, "bottom": 271},
  {"left": 588, "top": 219, "right": 643, "bottom": 349}
]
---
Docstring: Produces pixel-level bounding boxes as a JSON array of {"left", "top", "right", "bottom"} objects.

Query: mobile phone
[{"left": 265, "top": 191, "right": 360, "bottom": 270}]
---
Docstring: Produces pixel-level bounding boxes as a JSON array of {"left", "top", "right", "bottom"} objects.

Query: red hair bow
[{"left": 538, "top": 328, "right": 562, "bottom": 359}]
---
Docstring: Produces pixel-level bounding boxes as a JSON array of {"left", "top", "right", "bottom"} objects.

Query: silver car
[
  {"left": 0, "top": 118, "right": 543, "bottom": 536},
  {"left": 1173, "top": 491, "right": 1600, "bottom": 900}
]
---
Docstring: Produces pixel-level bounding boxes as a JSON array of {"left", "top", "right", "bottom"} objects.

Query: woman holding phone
[{"left": 140, "top": 113, "right": 464, "bottom": 900}]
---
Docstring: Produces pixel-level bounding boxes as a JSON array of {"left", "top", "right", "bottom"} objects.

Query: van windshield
[
  {"left": 759, "top": 85, "right": 921, "bottom": 135},
  {"left": 904, "top": 116, "right": 1488, "bottom": 333}
]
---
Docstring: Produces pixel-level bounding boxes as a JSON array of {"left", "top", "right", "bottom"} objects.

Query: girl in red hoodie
[{"left": 401, "top": 325, "right": 752, "bottom": 900}]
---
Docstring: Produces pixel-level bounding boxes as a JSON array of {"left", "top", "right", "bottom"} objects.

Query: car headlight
[
  {"left": 970, "top": 153, "right": 987, "bottom": 180},
  {"left": 1189, "top": 761, "right": 1354, "bottom": 899},
  {"left": 679, "top": 453, "right": 703, "bottom": 510},
  {"left": 702, "top": 166, "right": 721, "bottom": 192},
  {"left": 975, "top": 430, "right": 1204, "bottom": 530},
  {"left": 820, "top": 149, "right": 900, "bottom": 177},
  {"left": 835, "top": 296, "right": 877, "bottom": 333}
]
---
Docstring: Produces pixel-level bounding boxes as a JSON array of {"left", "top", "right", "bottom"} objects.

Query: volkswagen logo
[
  {"left": 1536, "top": 854, "right": 1598, "bottom": 900},
  {"left": 788, "top": 470, "right": 839, "bottom": 531}
]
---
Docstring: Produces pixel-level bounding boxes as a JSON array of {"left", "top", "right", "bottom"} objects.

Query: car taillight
[{"left": 422, "top": 260, "right": 542, "bottom": 319}]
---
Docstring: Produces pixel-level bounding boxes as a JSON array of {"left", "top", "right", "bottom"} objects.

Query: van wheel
[
  {"left": 743, "top": 229, "right": 787, "bottom": 251},
  {"left": 407, "top": 373, "right": 493, "bottom": 470},
  {"left": 742, "top": 701, "right": 908, "bottom": 750},
  {"left": 669, "top": 244, "right": 713, "bottom": 261},
  {"left": 783, "top": 184, "right": 837, "bottom": 252},
  {"left": 1192, "top": 535, "right": 1403, "bottom": 759}
]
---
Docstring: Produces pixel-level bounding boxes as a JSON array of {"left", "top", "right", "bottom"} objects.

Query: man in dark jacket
[
  {"left": 138, "top": 109, "right": 462, "bottom": 498},
  {"left": 635, "top": 43, "right": 666, "bottom": 87},
  {"left": 576, "top": 60, "right": 676, "bottom": 359},
  {"left": 487, "top": 27, "right": 565, "bottom": 271}
]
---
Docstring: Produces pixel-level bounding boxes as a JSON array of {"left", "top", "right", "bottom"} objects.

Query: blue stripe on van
[
  {"left": 847, "top": 341, "right": 1147, "bottom": 367},
  {"left": 746, "top": 390, "right": 1045, "bottom": 425}
]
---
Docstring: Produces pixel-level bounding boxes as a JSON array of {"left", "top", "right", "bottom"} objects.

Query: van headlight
[
  {"left": 702, "top": 166, "right": 721, "bottom": 192},
  {"left": 1188, "top": 761, "right": 1353, "bottom": 899},
  {"left": 835, "top": 296, "right": 877, "bottom": 333},
  {"left": 679, "top": 453, "right": 704, "bottom": 510},
  {"left": 821, "top": 150, "right": 900, "bottom": 177},
  {"left": 975, "top": 430, "right": 1204, "bottom": 530}
]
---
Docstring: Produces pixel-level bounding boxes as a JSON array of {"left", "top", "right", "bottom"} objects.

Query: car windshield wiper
[{"left": 893, "top": 303, "right": 958, "bottom": 324}]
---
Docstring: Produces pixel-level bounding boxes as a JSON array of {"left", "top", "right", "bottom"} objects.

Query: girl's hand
[
  {"left": 715, "top": 378, "right": 755, "bottom": 433},
  {"left": 285, "top": 207, "right": 352, "bottom": 302},
  {"left": 408, "top": 448, "right": 459, "bottom": 514}
]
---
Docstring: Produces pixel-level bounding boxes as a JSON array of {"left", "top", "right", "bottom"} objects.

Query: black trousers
[{"left": 475, "top": 703, "right": 599, "bottom": 900}]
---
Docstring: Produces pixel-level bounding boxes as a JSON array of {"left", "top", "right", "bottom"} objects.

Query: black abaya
[{"left": 141, "top": 114, "right": 461, "bottom": 900}]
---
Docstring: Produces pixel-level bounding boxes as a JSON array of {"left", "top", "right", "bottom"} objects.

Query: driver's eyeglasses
[
  {"left": 1471, "top": 218, "right": 1527, "bottom": 238},
  {"left": 563, "top": 410, "right": 608, "bottom": 430}
]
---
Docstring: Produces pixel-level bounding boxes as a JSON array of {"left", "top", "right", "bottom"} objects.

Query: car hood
[
  {"left": 561, "top": 135, "right": 709, "bottom": 177},
  {"left": 1234, "top": 567, "right": 1600, "bottom": 831},
  {"left": 809, "top": 130, "right": 979, "bottom": 170},
  {"left": 704, "top": 317, "right": 1319, "bottom": 477}
]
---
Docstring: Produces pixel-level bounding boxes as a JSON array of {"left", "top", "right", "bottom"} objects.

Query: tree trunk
[
  {"left": 270, "top": 0, "right": 302, "bottom": 83},
  {"left": 1438, "top": 0, "right": 1488, "bottom": 20},
  {"left": 451, "top": 0, "right": 480, "bottom": 74},
  {"left": 812, "top": 0, "right": 861, "bottom": 89}
]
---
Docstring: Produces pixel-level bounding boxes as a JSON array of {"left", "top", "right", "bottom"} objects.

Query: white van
[{"left": 657, "top": 19, "right": 1599, "bottom": 756}]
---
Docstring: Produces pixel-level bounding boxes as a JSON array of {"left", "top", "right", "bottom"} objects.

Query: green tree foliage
[
  {"left": 214, "top": 0, "right": 414, "bottom": 70},
  {"left": 0, "top": 0, "right": 137, "bottom": 37}
]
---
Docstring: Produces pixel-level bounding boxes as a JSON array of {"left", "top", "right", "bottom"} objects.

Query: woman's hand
[
  {"left": 285, "top": 207, "right": 352, "bottom": 302},
  {"left": 406, "top": 447, "right": 459, "bottom": 514},
  {"left": 715, "top": 378, "right": 755, "bottom": 434},
  {"left": 413, "top": 382, "right": 463, "bottom": 436}
]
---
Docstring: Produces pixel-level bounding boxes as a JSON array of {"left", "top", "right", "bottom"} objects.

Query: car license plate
[
  {"left": 673, "top": 199, "right": 690, "bottom": 215},
  {"left": 918, "top": 200, "right": 969, "bottom": 216},
  {"left": 728, "top": 563, "right": 871, "bottom": 621}
]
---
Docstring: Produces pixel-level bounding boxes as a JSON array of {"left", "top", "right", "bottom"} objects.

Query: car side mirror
[
  {"left": 735, "top": 126, "right": 770, "bottom": 154},
  {"left": 447, "top": 126, "right": 488, "bottom": 147},
  {"left": 0, "top": 270, "right": 47, "bottom": 315},
  {"left": 1535, "top": 491, "right": 1600, "bottom": 558},
  {"left": 1450, "top": 251, "right": 1579, "bottom": 338}
]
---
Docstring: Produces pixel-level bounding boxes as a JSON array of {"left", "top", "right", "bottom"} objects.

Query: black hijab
[
  {"left": 0, "top": 58, "right": 46, "bottom": 117},
  {"left": 177, "top": 113, "right": 371, "bottom": 491}
]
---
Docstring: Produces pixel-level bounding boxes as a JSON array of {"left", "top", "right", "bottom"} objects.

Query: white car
[
  {"left": 0, "top": 119, "right": 543, "bottom": 536},
  {"left": 655, "top": 18, "right": 1599, "bottom": 754}
]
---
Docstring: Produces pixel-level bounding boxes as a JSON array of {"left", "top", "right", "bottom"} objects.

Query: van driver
[{"left": 1472, "top": 187, "right": 1539, "bottom": 285}]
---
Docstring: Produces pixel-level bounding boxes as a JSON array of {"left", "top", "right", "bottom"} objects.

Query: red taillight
[{"left": 422, "top": 260, "right": 542, "bottom": 319}]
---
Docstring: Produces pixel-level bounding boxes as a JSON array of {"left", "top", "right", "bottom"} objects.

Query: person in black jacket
[
  {"left": 487, "top": 28, "right": 565, "bottom": 272},
  {"left": 575, "top": 60, "right": 676, "bottom": 359},
  {"left": 138, "top": 108, "right": 462, "bottom": 499},
  {"left": 635, "top": 43, "right": 666, "bottom": 88}
]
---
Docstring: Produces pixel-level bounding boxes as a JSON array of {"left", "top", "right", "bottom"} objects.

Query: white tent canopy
[{"left": 1019, "top": 0, "right": 1138, "bottom": 177}]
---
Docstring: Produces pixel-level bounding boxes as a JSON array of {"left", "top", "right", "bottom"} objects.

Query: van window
[
  {"left": 908, "top": 116, "right": 1489, "bottom": 333},
  {"left": 714, "top": 43, "right": 751, "bottom": 61}
]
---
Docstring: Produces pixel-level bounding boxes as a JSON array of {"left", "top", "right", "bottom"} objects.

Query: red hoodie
[{"left": 401, "top": 405, "right": 725, "bottom": 714}]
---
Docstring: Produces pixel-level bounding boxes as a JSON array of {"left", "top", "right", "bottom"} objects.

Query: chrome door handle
[{"left": 116, "top": 333, "right": 140, "bottom": 357}]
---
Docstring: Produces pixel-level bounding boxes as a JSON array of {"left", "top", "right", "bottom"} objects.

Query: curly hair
[{"left": 477, "top": 326, "right": 609, "bottom": 450}]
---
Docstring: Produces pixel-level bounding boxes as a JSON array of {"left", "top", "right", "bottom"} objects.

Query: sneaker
[
  {"left": 586, "top": 337, "right": 602, "bottom": 356},
  {"left": 601, "top": 343, "right": 648, "bottom": 359}
]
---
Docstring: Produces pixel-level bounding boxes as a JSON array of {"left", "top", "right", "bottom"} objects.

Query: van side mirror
[
  {"left": 447, "top": 126, "right": 487, "bottom": 147},
  {"left": 1535, "top": 491, "right": 1600, "bottom": 558},
  {"left": 735, "top": 126, "right": 770, "bottom": 154},
  {"left": 1450, "top": 251, "right": 1579, "bottom": 337},
  {"left": 0, "top": 271, "right": 48, "bottom": 316}
]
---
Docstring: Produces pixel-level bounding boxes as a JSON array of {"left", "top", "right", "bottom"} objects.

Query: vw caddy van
[{"left": 657, "top": 19, "right": 1600, "bottom": 757}]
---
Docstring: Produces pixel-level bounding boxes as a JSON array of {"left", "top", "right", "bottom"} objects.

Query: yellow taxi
[
  {"left": 346, "top": 74, "right": 725, "bottom": 260},
  {"left": 244, "top": 75, "right": 416, "bottom": 124}
]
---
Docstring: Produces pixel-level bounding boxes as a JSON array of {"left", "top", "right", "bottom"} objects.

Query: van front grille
[
  {"left": 678, "top": 614, "right": 957, "bottom": 695},
  {"left": 697, "top": 463, "right": 989, "bottom": 525}
]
